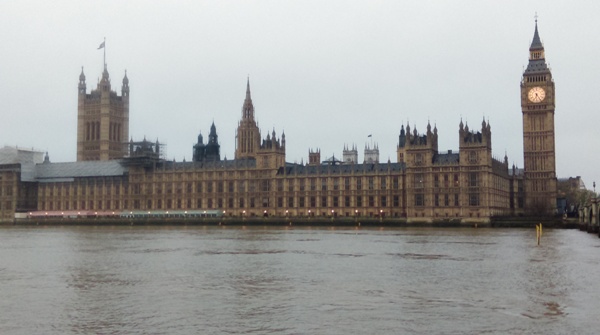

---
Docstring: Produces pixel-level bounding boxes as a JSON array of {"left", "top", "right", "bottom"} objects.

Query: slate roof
[
  {"left": 525, "top": 23, "right": 549, "bottom": 74},
  {"left": 524, "top": 59, "right": 549, "bottom": 74},
  {"left": 34, "top": 160, "right": 127, "bottom": 182},
  {"left": 530, "top": 23, "right": 543, "bottom": 50},
  {"left": 276, "top": 162, "right": 405, "bottom": 176},
  {"left": 433, "top": 153, "right": 459, "bottom": 165},
  {"left": 158, "top": 158, "right": 256, "bottom": 170}
]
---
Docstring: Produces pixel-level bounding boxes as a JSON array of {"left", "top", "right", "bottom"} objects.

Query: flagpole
[{"left": 103, "top": 37, "right": 106, "bottom": 69}]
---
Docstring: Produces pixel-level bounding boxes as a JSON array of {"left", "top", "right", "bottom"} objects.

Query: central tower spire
[
  {"left": 242, "top": 76, "right": 255, "bottom": 120},
  {"left": 235, "top": 77, "right": 261, "bottom": 160}
]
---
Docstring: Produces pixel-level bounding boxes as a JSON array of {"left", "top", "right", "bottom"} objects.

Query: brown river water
[{"left": 1, "top": 226, "right": 599, "bottom": 334}]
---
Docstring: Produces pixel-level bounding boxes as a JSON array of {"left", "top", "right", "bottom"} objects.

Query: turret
[
  {"left": 308, "top": 148, "right": 321, "bottom": 166},
  {"left": 208, "top": 122, "right": 218, "bottom": 144},
  {"left": 343, "top": 143, "right": 358, "bottom": 164},
  {"left": 399, "top": 125, "right": 406, "bottom": 148},
  {"left": 122, "top": 70, "right": 129, "bottom": 97},
  {"left": 78, "top": 67, "right": 86, "bottom": 94},
  {"left": 203, "top": 122, "right": 221, "bottom": 162}
]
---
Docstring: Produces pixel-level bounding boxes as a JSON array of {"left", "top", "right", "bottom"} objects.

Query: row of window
[
  {"left": 415, "top": 193, "right": 479, "bottom": 207},
  {"left": 525, "top": 74, "right": 547, "bottom": 81},
  {"left": 39, "top": 191, "right": 486, "bottom": 212},
  {"left": 40, "top": 195, "right": 404, "bottom": 212},
  {"left": 414, "top": 173, "right": 477, "bottom": 188},
  {"left": 40, "top": 173, "right": 485, "bottom": 199}
]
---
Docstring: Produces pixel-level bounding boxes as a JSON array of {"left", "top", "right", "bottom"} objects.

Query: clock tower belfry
[{"left": 521, "top": 19, "right": 557, "bottom": 214}]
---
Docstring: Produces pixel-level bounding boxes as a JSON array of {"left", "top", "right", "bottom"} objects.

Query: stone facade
[
  {"left": 520, "top": 20, "right": 558, "bottom": 214},
  {"left": 0, "top": 82, "right": 516, "bottom": 223},
  {"left": 0, "top": 22, "right": 558, "bottom": 223},
  {"left": 77, "top": 65, "right": 129, "bottom": 161}
]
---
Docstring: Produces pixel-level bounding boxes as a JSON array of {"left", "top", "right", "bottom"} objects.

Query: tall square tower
[{"left": 77, "top": 65, "right": 129, "bottom": 161}]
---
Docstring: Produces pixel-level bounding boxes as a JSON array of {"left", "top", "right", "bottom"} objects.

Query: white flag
[{"left": 97, "top": 41, "right": 105, "bottom": 50}]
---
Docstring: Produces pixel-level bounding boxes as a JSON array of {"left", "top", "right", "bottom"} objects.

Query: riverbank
[{"left": 2, "top": 216, "right": 579, "bottom": 228}]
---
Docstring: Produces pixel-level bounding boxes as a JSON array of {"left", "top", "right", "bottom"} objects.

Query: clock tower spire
[{"left": 520, "top": 18, "right": 557, "bottom": 215}]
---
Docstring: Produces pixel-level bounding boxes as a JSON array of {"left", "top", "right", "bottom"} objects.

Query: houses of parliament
[{"left": 0, "top": 22, "right": 557, "bottom": 223}]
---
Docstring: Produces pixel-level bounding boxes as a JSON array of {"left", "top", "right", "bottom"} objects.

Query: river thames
[{"left": 1, "top": 226, "right": 599, "bottom": 334}]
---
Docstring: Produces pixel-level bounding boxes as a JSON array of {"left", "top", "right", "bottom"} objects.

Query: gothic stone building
[
  {"left": 77, "top": 65, "right": 129, "bottom": 161},
  {"left": 0, "top": 22, "right": 558, "bottom": 223}
]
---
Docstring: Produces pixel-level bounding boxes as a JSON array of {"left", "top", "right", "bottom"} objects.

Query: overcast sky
[{"left": 1, "top": 1, "right": 599, "bottom": 189}]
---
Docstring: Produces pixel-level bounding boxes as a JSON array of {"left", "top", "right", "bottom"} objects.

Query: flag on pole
[
  {"left": 367, "top": 134, "right": 372, "bottom": 137},
  {"left": 97, "top": 41, "right": 105, "bottom": 49}
]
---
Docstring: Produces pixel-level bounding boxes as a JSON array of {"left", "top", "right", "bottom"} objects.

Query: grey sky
[{"left": 1, "top": 1, "right": 599, "bottom": 189}]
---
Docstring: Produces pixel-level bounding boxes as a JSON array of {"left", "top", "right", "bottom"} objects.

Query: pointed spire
[
  {"left": 101, "top": 64, "right": 109, "bottom": 81},
  {"left": 246, "top": 76, "right": 251, "bottom": 99},
  {"left": 530, "top": 14, "right": 543, "bottom": 50},
  {"left": 242, "top": 77, "right": 255, "bottom": 120},
  {"left": 121, "top": 70, "right": 129, "bottom": 96},
  {"left": 78, "top": 67, "right": 86, "bottom": 94},
  {"left": 525, "top": 17, "right": 549, "bottom": 74}
]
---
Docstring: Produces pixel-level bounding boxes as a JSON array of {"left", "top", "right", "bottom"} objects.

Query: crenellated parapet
[
  {"left": 256, "top": 129, "right": 285, "bottom": 169},
  {"left": 398, "top": 122, "right": 438, "bottom": 167},
  {"left": 459, "top": 118, "right": 491, "bottom": 149}
]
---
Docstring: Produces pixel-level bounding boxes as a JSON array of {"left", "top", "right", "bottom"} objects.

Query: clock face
[{"left": 528, "top": 87, "right": 546, "bottom": 103}]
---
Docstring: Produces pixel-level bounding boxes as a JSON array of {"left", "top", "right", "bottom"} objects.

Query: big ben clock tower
[{"left": 521, "top": 18, "right": 557, "bottom": 214}]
